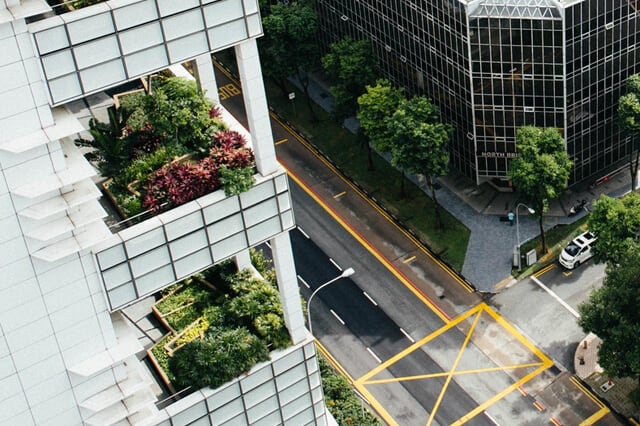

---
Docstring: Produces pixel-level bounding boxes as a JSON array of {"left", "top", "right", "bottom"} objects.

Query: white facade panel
[
  {"left": 162, "top": 9, "right": 204, "bottom": 41},
  {"left": 119, "top": 22, "right": 164, "bottom": 55},
  {"left": 0, "top": 374, "right": 22, "bottom": 404},
  {"left": 0, "top": 392, "right": 29, "bottom": 424},
  {"left": 66, "top": 11, "right": 114, "bottom": 45},
  {"left": 0, "top": 278, "right": 39, "bottom": 312},
  {"left": 23, "top": 372, "right": 71, "bottom": 407},
  {"left": 0, "top": 62, "right": 28, "bottom": 93},
  {"left": 12, "top": 335, "right": 59, "bottom": 372},
  {"left": 30, "top": 390, "right": 78, "bottom": 425},
  {"left": 0, "top": 35, "right": 20, "bottom": 67},
  {"left": 73, "top": 36, "right": 121, "bottom": 69},
  {"left": 0, "top": 236, "right": 29, "bottom": 270},
  {"left": 0, "top": 355, "right": 16, "bottom": 381},
  {"left": 5, "top": 317, "right": 54, "bottom": 353},
  {"left": 19, "top": 354, "right": 66, "bottom": 390}
]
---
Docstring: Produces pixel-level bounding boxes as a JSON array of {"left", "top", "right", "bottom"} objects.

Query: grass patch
[
  {"left": 516, "top": 215, "right": 590, "bottom": 277},
  {"left": 263, "top": 79, "right": 469, "bottom": 271}
]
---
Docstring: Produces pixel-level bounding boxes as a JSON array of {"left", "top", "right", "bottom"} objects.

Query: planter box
[{"left": 93, "top": 169, "right": 294, "bottom": 311}]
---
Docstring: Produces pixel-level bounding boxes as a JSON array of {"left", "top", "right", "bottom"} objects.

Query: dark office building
[{"left": 315, "top": 1, "right": 640, "bottom": 185}]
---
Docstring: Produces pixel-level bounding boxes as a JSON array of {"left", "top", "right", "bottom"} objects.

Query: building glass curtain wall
[{"left": 315, "top": 0, "right": 640, "bottom": 185}]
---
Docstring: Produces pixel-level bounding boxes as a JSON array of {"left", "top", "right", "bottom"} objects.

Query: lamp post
[
  {"left": 516, "top": 203, "right": 535, "bottom": 271},
  {"left": 307, "top": 267, "right": 355, "bottom": 335}
]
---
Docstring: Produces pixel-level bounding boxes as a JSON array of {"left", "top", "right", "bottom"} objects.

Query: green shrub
[
  {"left": 169, "top": 327, "right": 269, "bottom": 389},
  {"left": 219, "top": 165, "right": 256, "bottom": 196},
  {"left": 120, "top": 144, "right": 189, "bottom": 185},
  {"left": 319, "top": 357, "right": 381, "bottom": 425}
]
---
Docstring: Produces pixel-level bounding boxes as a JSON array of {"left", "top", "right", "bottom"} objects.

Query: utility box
[{"left": 526, "top": 249, "right": 537, "bottom": 266}]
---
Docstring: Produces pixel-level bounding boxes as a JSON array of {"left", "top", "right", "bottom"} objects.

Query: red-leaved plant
[
  {"left": 143, "top": 158, "right": 220, "bottom": 211},
  {"left": 210, "top": 129, "right": 255, "bottom": 169}
]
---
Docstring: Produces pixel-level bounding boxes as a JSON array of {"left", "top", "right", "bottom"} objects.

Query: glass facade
[{"left": 315, "top": 0, "right": 640, "bottom": 185}]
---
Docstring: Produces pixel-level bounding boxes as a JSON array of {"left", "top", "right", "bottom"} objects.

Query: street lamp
[
  {"left": 515, "top": 203, "right": 535, "bottom": 271},
  {"left": 307, "top": 267, "right": 355, "bottom": 335}
]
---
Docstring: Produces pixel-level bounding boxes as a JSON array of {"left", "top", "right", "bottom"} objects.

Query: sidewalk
[{"left": 290, "top": 73, "right": 634, "bottom": 292}]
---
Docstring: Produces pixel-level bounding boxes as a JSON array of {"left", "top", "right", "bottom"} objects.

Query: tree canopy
[
  {"left": 357, "top": 79, "right": 405, "bottom": 153},
  {"left": 588, "top": 192, "right": 640, "bottom": 264},
  {"left": 387, "top": 96, "right": 452, "bottom": 228},
  {"left": 322, "top": 37, "right": 378, "bottom": 121},
  {"left": 509, "top": 126, "right": 572, "bottom": 252},
  {"left": 618, "top": 74, "right": 640, "bottom": 191},
  {"left": 259, "top": 2, "right": 319, "bottom": 95},
  {"left": 578, "top": 249, "right": 640, "bottom": 386}
]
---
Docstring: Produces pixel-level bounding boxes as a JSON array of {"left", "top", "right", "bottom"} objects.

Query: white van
[{"left": 559, "top": 231, "right": 597, "bottom": 269}]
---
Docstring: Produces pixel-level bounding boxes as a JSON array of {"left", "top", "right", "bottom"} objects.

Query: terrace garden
[
  {"left": 149, "top": 250, "right": 291, "bottom": 393},
  {"left": 77, "top": 75, "right": 256, "bottom": 221}
]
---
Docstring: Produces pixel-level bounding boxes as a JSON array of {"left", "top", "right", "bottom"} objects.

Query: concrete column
[
  {"left": 193, "top": 53, "right": 220, "bottom": 104},
  {"left": 270, "top": 233, "right": 306, "bottom": 344},
  {"left": 234, "top": 249, "right": 252, "bottom": 272},
  {"left": 234, "top": 39, "right": 278, "bottom": 175}
]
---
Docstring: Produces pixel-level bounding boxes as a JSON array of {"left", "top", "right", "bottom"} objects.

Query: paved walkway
[{"left": 290, "top": 73, "right": 634, "bottom": 292}]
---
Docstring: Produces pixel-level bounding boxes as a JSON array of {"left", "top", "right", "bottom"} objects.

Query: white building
[{"left": 0, "top": 0, "right": 328, "bottom": 424}]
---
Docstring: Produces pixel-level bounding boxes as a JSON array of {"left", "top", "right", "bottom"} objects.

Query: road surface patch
[{"left": 353, "top": 303, "right": 552, "bottom": 425}]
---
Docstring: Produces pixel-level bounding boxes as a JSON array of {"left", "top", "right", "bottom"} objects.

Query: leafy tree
[
  {"left": 508, "top": 126, "right": 572, "bottom": 253},
  {"left": 386, "top": 96, "right": 453, "bottom": 228},
  {"left": 141, "top": 77, "right": 219, "bottom": 155},
  {"left": 75, "top": 107, "right": 133, "bottom": 177},
  {"left": 617, "top": 74, "right": 640, "bottom": 191},
  {"left": 578, "top": 249, "right": 640, "bottom": 389},
  {"left": 357, "top": 79, "right": 405, "bottom": 170},
  {"left": 322, "top": 37, "right": 378, "bottom": 121},
  {"left": 260, "top": 1, "right": 319, "bottom": 115},
  {"left": 169, "top": 327, "right": 268, "bottom": 390},
  {"left": 589, "top": 193, "right": 640, "bottom": 264}
]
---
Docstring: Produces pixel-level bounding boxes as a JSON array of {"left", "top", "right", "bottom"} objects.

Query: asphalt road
[
  {"left": 289, "top": 182, "right": 495, "bottom": 425},
  {"left": 211, "top": 59, "right": 625, "bottom": 425}
]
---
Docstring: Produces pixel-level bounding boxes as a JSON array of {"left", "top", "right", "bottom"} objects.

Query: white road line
[
  {"left": 330, "top": 309, "right": 345, "bottom": 325},
  {"left": 483, "top": 411, "right": 500, "bottom": 425},
  {"left": 366, "top": 347, "right": 382, "bottom": 363},
  {"left": 297, "top": 226, "right": 310, "bottom": 239},
  {"left": 363, "top": 291, "right": 378, "bottom": 306},
  {"left": 297, "top": 275, "right": 310, "bottom": 289},
  {"left": 329, "top": 258, "right": 343, "bottom": 271},
  {"left": 400, "top": 328, "right": 415, "bottom": 343},
  {"left": 531, "top": 276, "right": 580, "bottom": 318},
  {"left": 265, "top": 241, "right": 271, "bottom": 249}
]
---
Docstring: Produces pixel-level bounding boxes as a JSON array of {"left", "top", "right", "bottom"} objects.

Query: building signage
[{"left": 477, "top": 151, "right": 517, "bottom": 158}]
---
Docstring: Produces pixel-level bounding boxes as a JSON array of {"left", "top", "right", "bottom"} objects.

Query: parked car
[{"left": 559, "top": 231, "right": 597, "bottom": 269}]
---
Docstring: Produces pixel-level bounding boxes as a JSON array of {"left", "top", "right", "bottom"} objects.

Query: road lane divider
[
  {"left": 333, "top": 191, "right": 346, "bottom": 199},
  {"left": 296, "top": 225, "right": 310, "bottom": 239},
  {"left": 330, "top": 309, "right": 345, "bottom": 325},
  {"left": 275, "top": 138, "right": 288, "bottom": 145},
  {"left": 329, "top": 258, "right": 343, "bottom": 271},
  {"left": 402, "top": 255, "right": 416, "bottom": 264},
  {"left": 363, "top": 291, "right": 378, "bottom": 306},
  {"left": 297, "top": 275, "right": 310, "bottom": 289},
  {"left": 399, "top": 328, "right": 415, "bottom": 343},
  {"left": 284, "top": 165, "right": 451, "bottom": 323},
  {"left": 531, "top": 276, "right": 580, "bottom": 318},
  {"left": 366, "top": 347, "right": 382, "bottom": 363}
]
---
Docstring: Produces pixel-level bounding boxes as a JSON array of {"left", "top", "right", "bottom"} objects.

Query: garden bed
[
  {"left": 78, "top": 75, "right": 257, "bottom": 224},
  {"left": 146, "top": 253, "right": 291, "bottom": 394}
]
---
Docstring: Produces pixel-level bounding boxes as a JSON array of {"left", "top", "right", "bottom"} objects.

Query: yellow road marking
[
  {"left": 629, "top": 417, "right": 640, "bottom": 426},
  {"left": 580, "top": 408, "right": 610, "bottom": 426},
  {"left": 403, "top": 255, "right": 416, "bottom": 264},
  {"left": 333, "top": 191, "right": 346, "bottom": 199},
  {"left": 275, "top": 138, "right": 288, "bottom": 145},
  {"left": 569, "top": 377, "right": 606, "bottom": 408},
  {"left": 213, "top": 59, "right": 473, "bottom": 294},
  {"left": 314, "top": 340, "right": 355, "bottom": 383},
  {"left": 533, "top": 401, "right": 545, "bottom": 411},
  {"left": 535, "top": 263, "right": 556, "bottom": 277},
  {"left": 551, "top": 416, "right": 563, "bottom": 425},
  {"left": 563, "top": 271, "right": 573, "bottom": 277},
  {"left": 428, "top": 311, "right": 482, "bottom": 425},
  {"left": 363, "top": 362, "right": 544, "bottom": 385},
  {"left": 518, "top": 386, "right": 528, "bottom": 396},
  {"left": 286, "top": 168, "right": 450, "bottom": 323}
]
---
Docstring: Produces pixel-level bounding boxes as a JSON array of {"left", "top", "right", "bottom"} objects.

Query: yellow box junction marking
[
  {"left": 354, "top": 303, "right": 552, "bottom": 426},
  {"left": 570, "top": 377, "right": 610, "bottom": 425}
]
